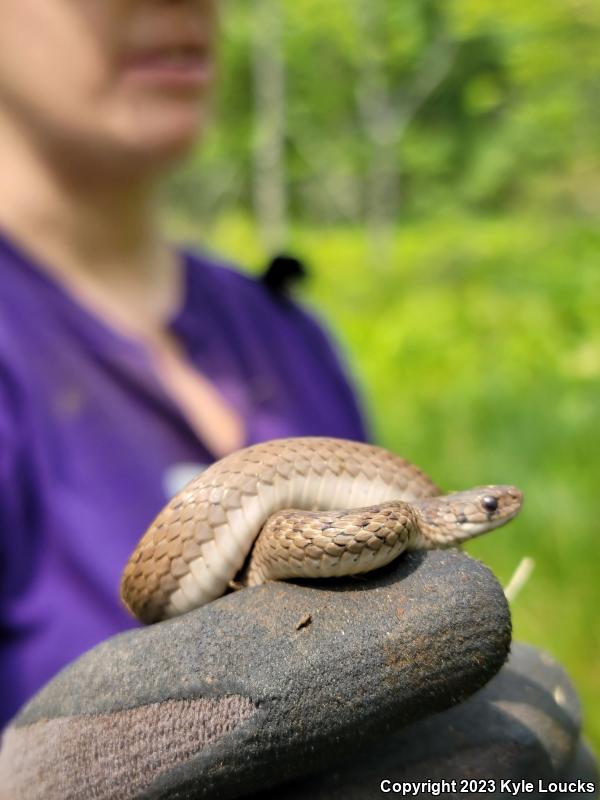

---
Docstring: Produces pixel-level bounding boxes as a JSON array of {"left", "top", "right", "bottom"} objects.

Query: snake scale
[{"left": 121, "top": 437, "right": 523, "bottom": 624}]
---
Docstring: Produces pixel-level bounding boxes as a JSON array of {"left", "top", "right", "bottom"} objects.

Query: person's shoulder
[
  {"left": 181, "top": 247, "right": 370, "bottom": 440},
  {"left": 184, "top": 247, "right": 253, "bottom": 284},
  {"left": 181, "top": 246, "right": 357, "bottom": 374},
  {"left": 182, "top": 248, "right": 316, "bottom": 323},
  {"left": 183, "top": 249, "right": 304, "bottom": 296}
]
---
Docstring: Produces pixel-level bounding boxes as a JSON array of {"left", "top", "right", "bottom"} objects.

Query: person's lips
[{"left": 121, "top": 42, "right": 214, "bottom": 89}]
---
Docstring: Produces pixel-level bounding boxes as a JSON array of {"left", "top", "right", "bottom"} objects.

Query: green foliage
[{"left": 167, "top": 0, "right": 600, "bottom": 222}]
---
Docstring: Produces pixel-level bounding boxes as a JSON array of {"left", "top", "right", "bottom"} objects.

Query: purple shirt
[{"left": 0, "top": 232, "right": 367, "bottom": 726}]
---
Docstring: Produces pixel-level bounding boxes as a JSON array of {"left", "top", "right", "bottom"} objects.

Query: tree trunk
[
  {"left": 355, "top": 0, "right": 456, "bottom": 267},
  {"left": 355, "top": 0, "right": 401, "bottom": 266},
  {"left": 251, "top": 0, "right": 288, "bottom": 252}
]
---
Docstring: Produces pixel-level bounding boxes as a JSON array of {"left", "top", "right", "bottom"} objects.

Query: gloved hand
[
  {"left": 255, "top": 642, "right": 599, "bottom": 799},
  {"left": 0, "top": 550, "right": 592, "bottom": 799}
]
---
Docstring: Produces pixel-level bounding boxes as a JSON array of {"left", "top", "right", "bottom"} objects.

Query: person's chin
[
  {"left": 109, "top": 101, "right": 207, "bottom": 172},
  {"left": 137, "top": 109, "right": 205, "bottom": 162}
]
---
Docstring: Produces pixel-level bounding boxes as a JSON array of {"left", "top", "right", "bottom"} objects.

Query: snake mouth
[{"left": 457, "top": 506, "right": 522, "bottom": 537}]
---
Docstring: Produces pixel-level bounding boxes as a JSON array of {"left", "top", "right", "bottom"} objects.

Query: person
[
  {"left": 1, "top": 4, "right": 596, "bottom": 796},
  {"left": 0, "top": 0, "right": 367, "bottom": 728}
]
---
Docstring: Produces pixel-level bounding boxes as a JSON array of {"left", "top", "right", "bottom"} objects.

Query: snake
[{"left": 121, "top": 437, "right": 523, "bottom": 624}]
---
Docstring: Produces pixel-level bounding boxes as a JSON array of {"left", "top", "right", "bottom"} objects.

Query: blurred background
[{"left": 163, "top": 0, "right": 599, "bottom": 748}]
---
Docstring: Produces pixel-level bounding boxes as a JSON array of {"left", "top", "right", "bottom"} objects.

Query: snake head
[{"left": 412, "top": 485, "right": 524, "bottom": 548}]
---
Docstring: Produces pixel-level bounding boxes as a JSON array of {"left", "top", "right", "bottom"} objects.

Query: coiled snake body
[{"left": 121, "top": 437, "right": 523, "bottom": 624}]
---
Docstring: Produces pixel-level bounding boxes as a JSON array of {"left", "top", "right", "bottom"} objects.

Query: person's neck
[{"left": 0, "top": 118, "right": 181, "bottom": 342}]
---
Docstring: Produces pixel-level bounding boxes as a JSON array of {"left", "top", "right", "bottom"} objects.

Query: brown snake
[{"left": 121, "top": 437, "right": 523, "bottom": 624}]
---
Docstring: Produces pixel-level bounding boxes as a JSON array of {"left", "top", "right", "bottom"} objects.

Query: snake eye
[{"left": 482, "top": 496, "right": 498, "bottom": 513}]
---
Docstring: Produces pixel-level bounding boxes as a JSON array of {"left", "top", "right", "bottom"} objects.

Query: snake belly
[{"left": 121, "top": 437, "right": 441, "bottom": 624}]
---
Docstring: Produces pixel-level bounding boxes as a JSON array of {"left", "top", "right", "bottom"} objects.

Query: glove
[
  {"left": 255, "top": 642, "right": 599, "bottom": 799},
  {"left": 0, "top": 549, "right": 566, "bottom": 799}
]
